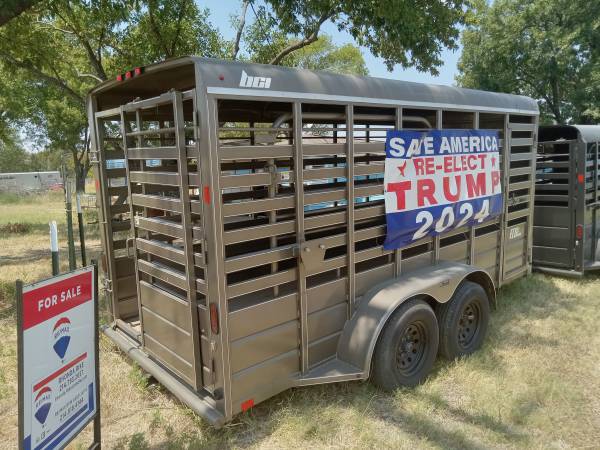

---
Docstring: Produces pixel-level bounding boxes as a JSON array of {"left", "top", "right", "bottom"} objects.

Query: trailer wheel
[
  {"left": 437, "top": 281, "right": 490, "bottom": 360},
  {"left": 372, "top": 299, "right": 439, "bottom": 391}
]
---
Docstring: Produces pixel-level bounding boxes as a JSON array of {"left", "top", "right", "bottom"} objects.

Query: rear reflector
[
  {"left": 209, "top": 303, "right": 219, "bottom": 334},
  {"left": 125, "top": 71, "right": 132, "bottom": 79},
  {"left": 203, "top": 186, "right": 211, "bottom": 204},
  {"left": 116, "top": 74, "right": 123, "bottom": 81},
  {"left": 134, "top": 67, "right": 143, "bottom": 76},
  {"left": 241, "top": 399, "right": 254, "bottom": 412},
  {"left": 578, "top": 173, "right": 585, "bottom": 184},
  {"left": 576, "top": 224, "right": 583, "bottom": 240}
]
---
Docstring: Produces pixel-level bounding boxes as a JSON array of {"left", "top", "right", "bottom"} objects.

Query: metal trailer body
[
  {"left": 533, "top": 125, "right": 600, "bottom": 276},
  {"left": 89, "top": 57, "right": 539, "bottom": 426},
  {"left": 0, "top": 171, "right": 62, "bottom": 193}
]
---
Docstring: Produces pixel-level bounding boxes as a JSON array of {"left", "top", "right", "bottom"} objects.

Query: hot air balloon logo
[
  {"left": 34, "top": 386, "right": 52, "bottom": 424},
  {"left": 52, "top": 317, "right": 71, "bottom": 359}
]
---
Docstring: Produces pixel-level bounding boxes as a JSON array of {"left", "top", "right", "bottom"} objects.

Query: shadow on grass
[{"left": 105, "top": 273, "right": 585, "bottom": 449}]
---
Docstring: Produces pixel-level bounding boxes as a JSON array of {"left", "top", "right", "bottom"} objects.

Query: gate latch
[{"left": 294, "top": 242, "right": 327, "bottom": 270}]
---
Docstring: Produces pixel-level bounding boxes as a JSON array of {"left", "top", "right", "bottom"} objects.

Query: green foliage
[
  {"left": 263, "top": 0, "right": 468, "bottom": 73},
  {"left": 0, "top": 0, "right": 468, "bottom": 187},
  {"left": 457, "top": 0, "right": 600, "bottom": 124}
]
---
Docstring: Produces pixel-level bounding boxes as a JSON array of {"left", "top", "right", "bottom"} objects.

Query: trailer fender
[{"left": 337, "top": 261, "right": 495, "bottom": 377}]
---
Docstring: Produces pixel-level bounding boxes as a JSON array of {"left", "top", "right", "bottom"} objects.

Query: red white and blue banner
[
  {"left": 384, "top": 130, "right": 502, "bottom": 250},
  {"left": 20, "top": 267, "right": 97, "bottom": 450}
]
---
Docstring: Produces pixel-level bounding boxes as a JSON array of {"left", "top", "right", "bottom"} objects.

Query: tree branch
[
  {"left": 0, "top": 0, "right": 41, "bottom": 26},
  {"left": 51, "top": 8, "right": 107, "bottom": 81},
  {"left": 76, "top": 70, "right": 103, "bottom": 82},
  {"left": 269, "top": 9, "right": 334, "bottom": 65},
  {"left": 148, "top": 2, "right": 171, "bottom": 57},
  {"left": 169, "top": 0, "right": 188, "bottom": 56},
  {"left": 232, "top": 0, "right": 249, "bottom": 60},
  {"left": 0, "top": 51, "right": 84, "bottom": 104}
]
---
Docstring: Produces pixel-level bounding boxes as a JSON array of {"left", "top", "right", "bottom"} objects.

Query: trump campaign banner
[
  {"left": 17, "top": 265, "right": 100, "bottom": 450},
  {"left": 384, "top": 129, "right": 503, "bottom": 250}
]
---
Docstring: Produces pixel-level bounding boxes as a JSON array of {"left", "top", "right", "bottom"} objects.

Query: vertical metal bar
[
  {"left": 174, "top": 91, "right": 203, "bottom": 390},
  {"left": 91, "top": 109, "right": 119, "bottom": 320},
  {"left": 470, "top": 112, "right": 480, "bottom": 265},
  {"left": 293, "top": 102, "right": 309, "bottom": 373},
  {"left": 16, "top": 279, "right": 24, "bottom": 450},
  {"left": 433, "top": 109, "right": 443, "bottom": 263},
  {"left": 204, "top": 94, "right": 232, "bottom": 418},
  {"left": 497, "top": 114, "right": 510, "bottom": 285},
  {"left": 526, "top": 115, "right": 539, "bottom": 274},
  {"left": 394, "top": 106, "right": 402, "bottom": 277},
  {"left": 594, "top": 141, "right": 599, "bottom": 259},
  {"left": 120, "top": 107, "right": 145, "bottom": 347},
  {"left": 346, "top": 104, "right": 355, "bottom": 316}
]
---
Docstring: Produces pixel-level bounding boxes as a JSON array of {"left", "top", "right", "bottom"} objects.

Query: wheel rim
[
  {"left": 457, "top": 300, "right": 481, "bottom": 350},
  {"left": 395, "top": 321, "right": 427, "bottom": 376}
]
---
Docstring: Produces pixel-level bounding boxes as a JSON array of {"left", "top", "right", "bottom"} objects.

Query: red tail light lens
[
  {"left": 116, "top": 74, "right": 123, "bottom": 81},
  {"left": 578, "top": 173, "right": 585, "bottom": 184},
  {"left": 576, "top": 224, "right": 583, "bottom": 240},
  {"left": 209, "top": 303, "right": 219, "bottom": 334}
]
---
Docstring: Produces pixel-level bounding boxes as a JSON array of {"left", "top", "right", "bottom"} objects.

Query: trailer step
[{"left": 295, "top": 358, "right": 364, "bottom": 386}]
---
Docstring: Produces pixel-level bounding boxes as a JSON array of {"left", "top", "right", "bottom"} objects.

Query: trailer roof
[
  {"left": 91, "top": 56, "right": 539, "bottom": 115},
  {"left": 539, "top": 125, "right": 600, "bottom": 143}
]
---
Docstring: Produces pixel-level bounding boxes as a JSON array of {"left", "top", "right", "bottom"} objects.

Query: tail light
[
  {"left": 578, "top": 173, "right": 585, "bottom": 184},
  {"left": 576, "top": 224, "right": 583, "bottom": 240},
  {"left": 209, "top": 303, "right": 219, "bottom": 334}
]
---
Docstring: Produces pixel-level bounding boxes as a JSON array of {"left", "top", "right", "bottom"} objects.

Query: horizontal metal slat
[
  {"left": 222, "top": 196, "right": 295, "bottom": 216},
  {"left": 511, "top": 138, "right": 534, "bottom": 147},
  {"left": 224, "top": 220, "right": 296, "bottom": 244},
  {"left": 302, "top": 143, "right": 346, "bottom": 156},
  {"left": 304, "top": 188, "right": 345, "bottom": 205},
  {"left": 219, "top": 145, "right": 293, "bottom": 161},
  {"left": 304, "top": 167, "right": 346, "bottom": 180},
  {"left": 106, "top": 168, "right": 126, "bottom": 177},
  {"left": 130, "top": 171, "right": 179, "bottom": 186},
  {"left": 137, "top": 259, "right": 188, "bottom": 290},
  {"left": 355, "top": 184, "right": 383, "bottom": 197},
  {"left": 355, "top": 142, "right": 385, "bottom": 154},
  {"left": 225, "top": 245, "right": 296, "bottom": 273},
  {"left": 126, "top": 147, "right": 178, "bottom": 159},
  {"left": 221, "top": 172, "right": 272, "bottom": 188},
  {"left": 136, "top": 216, "right": 183, "bottom": 238},
  {"left": 227, "top": 269, "right": 297, "bottom": 298},
  {"left": 131, "top": 194, "right": 182, "bottom": 213},
  {"left": 509, "top": 181, "right": 533, "bottom": 191},
  {"left": 355, "top": 163, "right": 384, "bottom": 176},
  {"left": 126, "top": 127, "right": 176, "bottom": 138},
  {"left": 111, "top": 220, "right": 131, "bottom": 232},
  {"left": 136, "top": 238, "right": 185, "bottom": 264},
  {"left": 509, "top": 123, "right": 535, "bottom": 132}
]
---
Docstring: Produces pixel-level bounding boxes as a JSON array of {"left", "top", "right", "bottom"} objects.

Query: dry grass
[{"left": 1, "top": 194, "right": 600, "bottom": 449}]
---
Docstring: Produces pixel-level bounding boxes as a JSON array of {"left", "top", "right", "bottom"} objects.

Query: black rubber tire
[
  {"left": 372, "top": 298, "right": 439, "bottom": 391},
  {"left": 437, "top": 281, "right": 490, "bottom": 360}
]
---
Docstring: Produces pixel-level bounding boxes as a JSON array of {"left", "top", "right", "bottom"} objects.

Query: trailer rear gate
[
  {"left": 90, "top": 57, "right": 538, "bottom": 424},
  {"left": 533, "top": 125, "right": 600, "bottom": 275}
]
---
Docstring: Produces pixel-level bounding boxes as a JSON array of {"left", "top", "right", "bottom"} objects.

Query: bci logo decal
[
  {"left": 239, "top": 70, "right": 271, "bottom": 89},
  {"left": 52, "top": 317, "right": 71, "bottom": 359},
  {"left": 34, "top": 386, "right": 52, "bottom": 424}
]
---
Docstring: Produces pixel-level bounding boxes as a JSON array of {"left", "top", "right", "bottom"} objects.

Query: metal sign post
[{"left": 17, "top": 264, "right": 101, "bottom": 450}]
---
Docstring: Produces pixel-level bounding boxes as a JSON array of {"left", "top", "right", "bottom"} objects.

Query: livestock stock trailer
[
  {"left": 533, "top": 125, "right": 600, "bottom": 276},
  {"left": 90, "top": 57, "right": 539, "bottom": 426}
]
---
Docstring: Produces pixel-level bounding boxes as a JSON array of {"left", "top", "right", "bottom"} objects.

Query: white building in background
[{"left": 0, "top": 171, "right": 63, "bottom": 193}]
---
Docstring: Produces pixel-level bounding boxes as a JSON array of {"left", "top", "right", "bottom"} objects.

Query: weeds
[{"left": 0, "top": 222, "right": 32, "bottom": 234}]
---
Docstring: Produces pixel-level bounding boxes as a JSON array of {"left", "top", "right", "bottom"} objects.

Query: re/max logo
[{"left": 239, "top": 70, "right": 272, "bottom": 89}]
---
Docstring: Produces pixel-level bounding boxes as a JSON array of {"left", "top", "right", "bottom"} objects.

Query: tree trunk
[{"left": 72, "top": 151, "right": 89, "bottom": 192}]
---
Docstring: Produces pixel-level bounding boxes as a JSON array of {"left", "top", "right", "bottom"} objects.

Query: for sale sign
[
  {"left": 384, "top": 130, "right": 503, "bottom": 250},
  {"left": 18, "top": 266, "right": 99, "bottom": 450}
]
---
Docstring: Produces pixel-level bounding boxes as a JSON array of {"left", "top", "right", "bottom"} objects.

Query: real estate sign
[{"left": 17, "top": 265, "right": 100, "bottom": 450}]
